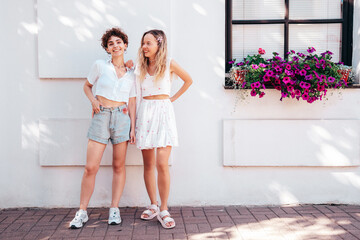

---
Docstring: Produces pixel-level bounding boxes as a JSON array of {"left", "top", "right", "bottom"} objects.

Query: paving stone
[{"left": 0, "top": 205, "right": 360, "bottom": 239}]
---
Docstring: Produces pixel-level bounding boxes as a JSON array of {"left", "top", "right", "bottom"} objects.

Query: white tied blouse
[{"left": 87, "top": 59, "right": 136, "bottom": 103}]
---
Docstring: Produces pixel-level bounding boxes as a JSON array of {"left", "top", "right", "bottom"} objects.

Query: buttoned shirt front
[{"left": 87, "top": 59, "right": 136, "bottom": 103}]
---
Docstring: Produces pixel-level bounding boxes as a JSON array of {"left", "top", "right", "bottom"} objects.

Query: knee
[
  {"left": 112, "top": 162, "right": 125, "bottom": 174},
  {"left": 144, "top": 161, "right": 155, "bottom": 172},
  {"left": 156, "top": 161, "right": 169, "bottom": 173},
  {"left": 84, "top": 165, "right": 99, "bottom": 176}
]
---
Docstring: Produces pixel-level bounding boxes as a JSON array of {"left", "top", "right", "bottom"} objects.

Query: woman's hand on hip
[{"left": 91, "top": 99, "right": 102, "bottom": 116}]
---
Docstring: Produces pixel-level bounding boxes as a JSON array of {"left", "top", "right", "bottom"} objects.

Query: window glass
[
  {"left": 289, "top": 23, "right": 341, "bottom": 62},
  {"left": 232, "top": 24, "right": 284, "bottom": 61},
  {"left": 232, "top": 0, "right": 285, "bottom": 20},
  {"left": 289, "top": 0, "right": 342, "bottom": 19}
]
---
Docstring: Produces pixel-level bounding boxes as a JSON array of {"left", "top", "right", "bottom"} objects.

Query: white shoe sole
[
  {"left": 69, "top": 216, "right": 88, "bottom": 229},
  {"left": 108, "top": 219, "right": 122, "bottom": 225}
]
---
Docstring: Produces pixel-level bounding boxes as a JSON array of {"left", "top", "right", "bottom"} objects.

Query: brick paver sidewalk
[{"left": 1, "top": 205, "right": 360, "bottom": 240}]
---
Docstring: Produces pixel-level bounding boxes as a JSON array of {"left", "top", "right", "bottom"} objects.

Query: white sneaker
[
  {"left": 69, "top": 209, "right": 88, "bottom": 229},
  {"left": 108, "top": 207, "right": 121, "bottom": 225}
]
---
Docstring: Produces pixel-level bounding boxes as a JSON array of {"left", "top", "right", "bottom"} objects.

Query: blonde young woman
[
  {"left": 69, "top": 28, "right": 136, "bottom": 229},
  {"left": 134, "top": 29, "right": 193, "bottom": 229}
]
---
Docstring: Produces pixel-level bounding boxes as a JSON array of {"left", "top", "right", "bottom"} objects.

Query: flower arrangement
[{"left": 229, "top": 47, "right": 352, "bottom": 103}]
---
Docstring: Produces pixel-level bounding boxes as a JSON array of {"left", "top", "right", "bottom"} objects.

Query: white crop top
[
  {"left": 87, "top": 59, "right": 136, "bottom": 103},
  {"left": 135, "top": 58, "right": 172, "bottom": 97}
]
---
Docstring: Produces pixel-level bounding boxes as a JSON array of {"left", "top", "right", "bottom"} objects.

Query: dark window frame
[{"left": 225, "top": 0, "right": 354, "bottom": 72}]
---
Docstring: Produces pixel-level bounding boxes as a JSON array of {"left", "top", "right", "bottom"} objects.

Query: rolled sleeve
[{"left": 87, "top": 61, "right": 101, "bottom": 85}]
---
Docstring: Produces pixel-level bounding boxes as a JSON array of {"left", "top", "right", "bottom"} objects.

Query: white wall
[{"left": 1, "top": 0, "right": 360, "bottom": 208}]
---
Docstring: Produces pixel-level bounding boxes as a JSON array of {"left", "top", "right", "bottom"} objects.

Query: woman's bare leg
[
  {"left": 156, "top": 146, "right": 174, "bottom": 227},
  {"left": 110, "top": 141, "right": 128, "bottom": 207},
  {"left": 79, "top": 140, "right": 107, "bottom": 210},
  {"left": 141, "top": 149, "right": 158, "bottom": 218}
]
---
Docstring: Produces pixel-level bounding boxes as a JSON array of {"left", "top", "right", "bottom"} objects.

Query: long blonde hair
[{"left": 137, "top": 29, "right": 167, "bottom": 82}]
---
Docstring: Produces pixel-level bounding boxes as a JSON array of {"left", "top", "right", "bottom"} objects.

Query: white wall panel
[
  {"left": 38, "top": 0, "right": 171, "bottom": 78},
  {"left": 224, "top": 119, "right": 360, "bottom": 167}
]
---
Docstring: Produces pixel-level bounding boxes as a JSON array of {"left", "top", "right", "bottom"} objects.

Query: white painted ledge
[{"left": 223, "top": 119, "right": 360, "bottom": 167}]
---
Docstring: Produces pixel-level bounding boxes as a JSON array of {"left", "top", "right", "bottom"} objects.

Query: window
[{"left": 225, "top": 0, "right": 354, "bottom": 72}]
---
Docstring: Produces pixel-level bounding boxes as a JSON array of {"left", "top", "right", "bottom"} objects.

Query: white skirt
[{"left": 136, "top": 99, "right": 179, "bottom": 149}]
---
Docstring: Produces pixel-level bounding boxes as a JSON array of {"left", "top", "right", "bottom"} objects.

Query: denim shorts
[{"left": 87, "top": 105, "right": 130, "bottom": 145}]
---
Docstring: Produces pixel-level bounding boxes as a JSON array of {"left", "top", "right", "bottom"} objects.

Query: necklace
[{"left": 112, "top": 61, "right": 126, "bottom": 69}]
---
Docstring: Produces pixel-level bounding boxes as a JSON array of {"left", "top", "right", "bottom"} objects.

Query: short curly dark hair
[{"left": 101, "top": 27, "right": 128, "bottom": 51}]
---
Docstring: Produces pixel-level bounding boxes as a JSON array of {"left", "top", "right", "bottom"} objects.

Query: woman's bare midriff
[
  {"left": 97, "top": 96, "right": 126, "bottom": 107},
  {"left": 143, "top": 94, "right": 169, "bottom": 100}
]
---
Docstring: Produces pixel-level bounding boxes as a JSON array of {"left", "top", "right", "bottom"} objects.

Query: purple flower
[
  {"left": 285, "top": 70, "right": 294, "bottom": 76},
  {"left": 283, "top": 77, "right": 291, "bottom": 84},
  {"left": 320, "top": 75, "right": 327, "bottom": 82},
  {"left": 275, "top": 56, "right": 282, "bottom": 61},
  {"left": 275, "top": 86, "right": 281, "bottom": 90},
  {"left": 305, "top": 75, "right": 313, "bottom": 80},
  {"left": 295, "top": 69, "right": 300, "bottom": 75},
  {"left": 304, "top": 64, "right": 311, "bottom": 70},
  {"left": 307, "top": 47, "right": 316, "bottom": 53},
  {"left": 295, "top": 89, "right": 301, "bottom": 96},
  {"left": 250, "top": 90, "right": 257, "bottom": 96},
  {"left": 287, "top": 85, "right": 294, "bottom": 92},
  {"left": 291, "top": 50, "right": 295, "bottom": 54},
  {"left": 293, "top": 56, "right": 299, "bottom": 61},
  {"left": 291, "top": 92, "right": 296, "bottom": 98},
  {"left": 315, "top": 63, "right": 321, "bottom": 69},
  {"left": 254, "top": 81, "right": 261, "bottom": 88},
  {"left": 302, "top": 93, "right": 309, "bottom": 100},
  {"left": 228, "top": 61, "right": 235, "bottom": 64},
  {"left": 300, "top": 69, "right": 307, "bottom": 76},
  {"left": 275, "top": 78, "right": 281, "bottom": 85},
  {"left": 300, "top": 81, "right": 311, "bottom": 89},
  {"left": 252, "top": 64, "right": 259, "bottom": 69},
  {"left": 275, "top": 66, "right": 282, "bottom": 73},
  {"left": 285, "top": 64, "right": 292, "bottom": 70},
  {"left": 263, "top": 75, "right": 271, "bottom": 82},
  {"left": 320, "top": 59, "right": 325, "bottom": 64},
  {"left": 237, "top": 62, "right": 244, "bottom": 66},
  {"left": 328, "top": 76, "right": 335, "bottom": 83},
  {"left": 281, "top": 92, "right": 288, "bottom": 98},
  {"left": 297, "top": 53, "right": 305, "bottom": 57},
  {"left": 266, "top": 70, "right": 274, "bottom": 77},
  {"left": 317, "top": 84, "right": 325, "bottom": 91},
  {"left": 259, "top": 63, "right": 267, "bottom": 68},
  {"left": 259, "top": 92, "right": 265, "bottom": 98}
]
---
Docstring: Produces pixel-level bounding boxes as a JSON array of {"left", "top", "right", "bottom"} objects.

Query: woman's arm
[
  {"left": 128, "top": 97, "right": 136, "bottom": 144},
  {"left": 83, "top": 81, "right": 102, "bottom": 116},
  {"left": 169, "top": 59, "right": 193, "bottom": 102}
]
